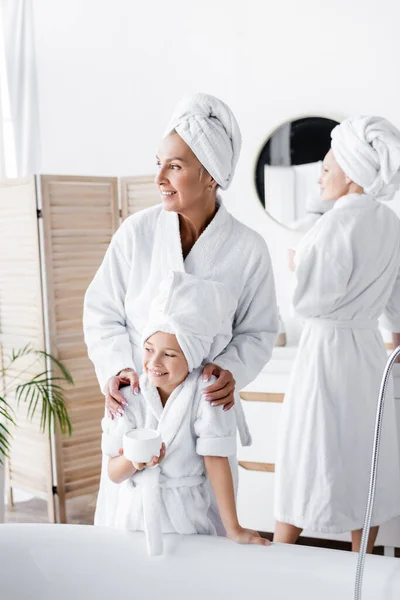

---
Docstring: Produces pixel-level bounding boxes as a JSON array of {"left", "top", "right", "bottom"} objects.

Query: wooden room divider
[
  {"left": 120, "top": 175, "right": 160, "bottom": 218},
  {"left": 0, "top": 173, "right": 159, "bottom": 522},
  {"left": 0, "top": 177, "right": 53, "bottom": 519},
  {"left": 40, "top": 175, "right": 119, "bottom": 522}
]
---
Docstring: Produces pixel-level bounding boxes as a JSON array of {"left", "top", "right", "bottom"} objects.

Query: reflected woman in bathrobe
[
  {"left": 274, "top": 116, "right": 400, "bottom": 552},
  {"left": 101, "top": 271, "right": 269, "bottom": 555},
  {"left": 84, "top": 93, "right": 278, "bottom": 527}
]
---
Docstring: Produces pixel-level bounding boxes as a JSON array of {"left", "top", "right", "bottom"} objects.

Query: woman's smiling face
[
  {"left": 318, "top": 149, "right": 350, "bottom": 201},
  {"left": 155, "top": 133, "right": 215, "bottom": 213}
]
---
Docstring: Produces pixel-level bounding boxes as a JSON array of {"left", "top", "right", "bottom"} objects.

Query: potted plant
[{"left": 0, "top": 345, "right": 73, "bottom": 521}]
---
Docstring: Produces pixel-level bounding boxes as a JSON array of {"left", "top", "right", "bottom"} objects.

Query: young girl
[{"left": 100, "top": 271, "right": 268, "bottom": 555}]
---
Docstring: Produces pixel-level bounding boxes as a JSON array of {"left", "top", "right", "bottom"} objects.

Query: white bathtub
[{"left": 1, "top": 524, "right": 399, "bottom": 599}]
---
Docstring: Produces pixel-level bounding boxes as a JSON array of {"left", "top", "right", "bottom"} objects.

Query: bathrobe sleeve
[
  {"left": 212, "top": 238, "right": 279, "bottom": 391},
  {"left": 194, "top": 378, "right": 237, "bottom": 457},
  {"left": 381, "top": 260, "right": 400, "bottom": 332},
  {"left": 83, "top": 218, "right": 136, "bottom": 392},
  {"left": 292, "top": 215, "right": 353, "bottom": 317}
]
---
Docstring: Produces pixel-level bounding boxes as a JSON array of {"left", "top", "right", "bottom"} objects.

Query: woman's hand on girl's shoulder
[
  {"left": 105, "top": 368, "right": 140, "bottom": 419},
  {"left": 227, "top": 526, "right": 271, "bottom": 546},
  {"left": 201, "top": 363, "right": 235, "bottom": 411}
]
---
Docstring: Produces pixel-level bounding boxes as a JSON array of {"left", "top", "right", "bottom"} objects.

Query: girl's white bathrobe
[
  {"left": 101, "top": 369, "right": 237, "bottom": 554},
  {"left": 275, "top": 193, "right": 400, "bottom": 533},
  {"left": 84, "top": 200, "right": 278, "bottom": 526}
]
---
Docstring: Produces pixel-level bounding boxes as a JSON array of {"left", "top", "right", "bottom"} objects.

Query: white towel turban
[
  {"left": 142, "top": 271, "right": 236, "bottom": 372},
  {"left": 164, "top": 93, "right": 242, "bottom": 190},
  {"left": 331, "top": 116, "right": 400, "bottom": 201}
]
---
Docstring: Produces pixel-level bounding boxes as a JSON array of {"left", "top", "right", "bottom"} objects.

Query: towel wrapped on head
[
  {"left": 331, "top": 116, "right": 400, "bottom": 201},
  {"left": 142, "top": 271, "right": 236, "bottom": 371},
  {"left": 164, "top": 93, "right": 242, "bottom": 190}
]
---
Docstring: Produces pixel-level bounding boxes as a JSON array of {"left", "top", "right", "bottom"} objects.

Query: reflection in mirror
[{"left": 255, "top": 117, "right": 339, "bottom": 230}]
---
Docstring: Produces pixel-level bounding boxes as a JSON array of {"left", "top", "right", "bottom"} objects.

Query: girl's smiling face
[{"left": 143, "top": 331, "right": 189, "bottom": 391}]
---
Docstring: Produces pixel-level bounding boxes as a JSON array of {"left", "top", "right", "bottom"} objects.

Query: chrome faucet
[{"left": 354, "top": 345, "right": 400, "bottom": 600}]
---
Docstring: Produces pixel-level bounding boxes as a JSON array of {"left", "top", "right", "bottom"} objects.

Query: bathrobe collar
[
  {"left": 333, "top": 193, "right": 375, "bottom": 211},
  {"left": 159, "top": 199, "right": 233, "bottom": 278},
  {"left": 139, "top": 369, "right": 200, "bottom": 449}
]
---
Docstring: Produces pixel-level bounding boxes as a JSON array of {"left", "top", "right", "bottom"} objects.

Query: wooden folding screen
[
  {"left": 0, "top": 178, "right": 54, "bottom": 520},
  {"left": 1, "top": 173, "right": 156, "bottom": 522},
  {"left": 120, "top": 175, "right": 160, "bottom": 219},
  {"left": 39, "top": 176, "right": 118, "bottom": 521}
]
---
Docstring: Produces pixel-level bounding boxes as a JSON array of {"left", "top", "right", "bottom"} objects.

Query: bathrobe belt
[
  {"left": 131, "top": 467, "right": 206, "bottom": 556},
  {"left": 305, "top": 318, "right": 379, "bottom": 330}
]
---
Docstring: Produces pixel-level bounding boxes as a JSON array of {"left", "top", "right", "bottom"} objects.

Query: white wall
[{"left": 31, "top": 0, "right": 400, "bottom": 341}]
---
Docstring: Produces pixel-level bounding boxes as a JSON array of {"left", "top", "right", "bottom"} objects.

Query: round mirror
[{"left": 255, "top": 116, "right": 340, "bottom": 231}]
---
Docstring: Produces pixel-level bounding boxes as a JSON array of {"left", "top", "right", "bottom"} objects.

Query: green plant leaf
[
  {"left": 10, "top": 344, "right": 32, "bottom": 363},
  {"left": 0, "top": 422, "right": 12, "bottom": 464},
  {"left": 1, "top": 347, "right": 74, "bottom": 461},
  {"left": 0, "top": 406, "right": 16, "bottom": 427},
  {"left": 24, "top": 384, "right": 38, "bottom": 420},
  {"left": 34, "top": 351, "right": 74, "bottom": 385},
  {"left": 27, "top": 388, "right": 40, "bottom": 422},
  {"left": 15, "top": 378, "right": 72, "bottom": 438},
  {"left": 0, "top": 394, "right": 15, "bottom": 416}
]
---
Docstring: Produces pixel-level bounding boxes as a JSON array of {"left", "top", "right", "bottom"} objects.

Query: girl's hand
[
  {"left": 227, "top": 526, "right": 271, "bottom": 546},
  {"left": 132, "top": 442, "right": 166, "bottom": 471}
]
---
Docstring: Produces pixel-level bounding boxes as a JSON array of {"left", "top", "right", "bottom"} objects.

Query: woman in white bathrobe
[
  {"left": 274, "top": 116, "right": 400, "bottom": 552},
  {"left": 101, "top": 271, "right": 268, "bottom": 555},
  {"left": 83, "top": 93, "right": 278, "bottom": 527}
]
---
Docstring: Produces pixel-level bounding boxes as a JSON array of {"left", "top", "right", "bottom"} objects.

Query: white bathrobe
[
  {"left": 84, "top": 200, "right": 278, "bottom": 526},
  {"left": 101, "top": 369, "right": 237, "bottom": 554},
  {"left": 275, "top": 193, "right": 400, "bottom": 533}
]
